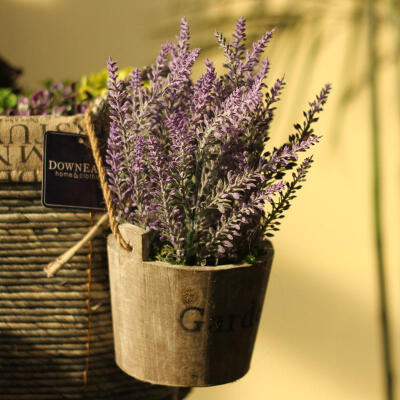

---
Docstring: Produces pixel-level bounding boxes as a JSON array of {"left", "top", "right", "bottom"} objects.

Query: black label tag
[{"left": 42, "top": 131, "right": 106, "bottom": 211}]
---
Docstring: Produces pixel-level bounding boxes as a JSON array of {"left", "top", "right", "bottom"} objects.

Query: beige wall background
[{"left": 1, "top": 0, "right": 399, "bottom": 399}]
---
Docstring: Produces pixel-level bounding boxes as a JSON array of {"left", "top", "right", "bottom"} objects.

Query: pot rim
[{"left": 108, "top": 223, "right": 274, "bottom": 272}]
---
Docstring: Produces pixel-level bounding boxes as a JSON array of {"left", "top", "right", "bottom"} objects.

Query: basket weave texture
[{"left": 0, "top": 116, "right": 189, "bottom": 399}]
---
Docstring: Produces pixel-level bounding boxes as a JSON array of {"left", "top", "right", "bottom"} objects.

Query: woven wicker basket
[{"left": 0, "top": 115, "right": 190, "bottom": 400}]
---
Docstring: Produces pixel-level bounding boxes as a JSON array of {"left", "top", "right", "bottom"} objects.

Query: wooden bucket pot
[{"left": 107, "top": 223, "right": 274, "bottom": 387}]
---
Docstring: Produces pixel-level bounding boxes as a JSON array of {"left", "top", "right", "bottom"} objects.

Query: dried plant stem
[{"left": 367, "top": 1, "right": 394, "bottom": 399}]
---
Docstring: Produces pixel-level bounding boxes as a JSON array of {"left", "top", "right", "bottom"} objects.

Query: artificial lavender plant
[{"left": 106, "top": 17, "right": 330, "bottom": 266}]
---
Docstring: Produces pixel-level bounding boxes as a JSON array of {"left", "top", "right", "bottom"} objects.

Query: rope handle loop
[{"left": 84, "top": 106, "right": 132, "bottom": 252}]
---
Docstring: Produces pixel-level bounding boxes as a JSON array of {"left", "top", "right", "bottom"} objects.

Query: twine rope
[
  {"left": 44, "top": 213, "right": 108, "bottom": 277},
  {"left": 43, "top": 107, "right": 131, "bottom": 277},
  {"left": 84, "top": 107, "right": 131, "bottom": 251}
]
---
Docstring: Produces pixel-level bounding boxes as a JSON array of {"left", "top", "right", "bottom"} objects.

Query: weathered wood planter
[{"left": 108, "top": 223, "right": 274, "bottom": 387}]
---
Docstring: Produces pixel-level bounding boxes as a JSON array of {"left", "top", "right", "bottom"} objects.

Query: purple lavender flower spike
[
  {"left": 177, "top": 16, "right": 190, "bottom": 50},
  {"left": 242, "top": 29, "right": 274, "bottom": 74},
  {"left": 192, "top": 59, "right": 217, "bottom": 116},
  {"left": 231, "top": 16, "right": 247, "bottom": 59},
  {"left": 105, "top": 17, "right": 330, "bottom": 266},
  {"left": 150, "top": 43, "right": 170, "bottom": 91},
  {"left": 128, "top": 67, "right": 142, "bottom": 93}
]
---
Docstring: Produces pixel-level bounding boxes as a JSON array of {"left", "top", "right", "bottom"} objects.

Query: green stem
[
  {"left": 367, "top": 1, "right": 394, "bottom": 399},
  {"left": 386, "top": 0, "right": 400, "bottom": 125},
  {"left": 330, "top": 2, "right": 364, "bottom": 148}
]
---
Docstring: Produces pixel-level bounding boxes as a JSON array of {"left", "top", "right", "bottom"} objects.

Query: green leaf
[
  {"left": 4, "top": 93, "right": 17, "bottom": 109},
  {"left": 242, "top": 254, "right": 256, "bottom": 264},
  {"left": 0, "top": 88, "right": 11, "bottom": 101}
]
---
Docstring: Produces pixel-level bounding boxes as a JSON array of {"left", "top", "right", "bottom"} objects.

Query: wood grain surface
[{"left": 108, "top": 223, "right": 274, "bottom": 387}]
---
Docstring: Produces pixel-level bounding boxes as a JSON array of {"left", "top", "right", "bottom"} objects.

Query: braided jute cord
[{"left": 84, "top": 106, "right": 132, "bottom": 252}]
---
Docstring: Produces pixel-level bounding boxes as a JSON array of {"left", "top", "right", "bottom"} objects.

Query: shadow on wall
[{"left": 257, "top": 250, "right": 382, "bottom": 398}]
